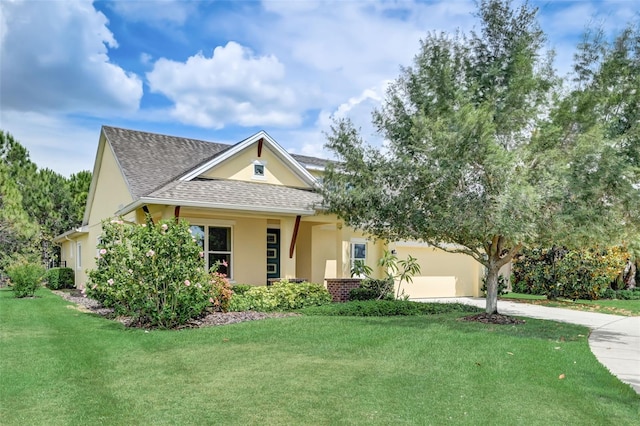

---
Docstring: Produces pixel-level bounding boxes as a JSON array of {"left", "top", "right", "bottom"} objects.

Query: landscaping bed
[{"left": 53, "top": 289, "right": 298, "bottom": 328}]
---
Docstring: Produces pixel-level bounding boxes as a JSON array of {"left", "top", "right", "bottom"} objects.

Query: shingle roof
[
  {"left": 147, "top": 179, "right": 322, "bottom": 214},
  {"left": 103, "top": 126, "right": 229, "bottom": 199},
  {"left": 290, "top": 153, "right": 334, "bottom": 169},
  {"left": 102, "top": 126, "right": 330, "bottom": 212}
]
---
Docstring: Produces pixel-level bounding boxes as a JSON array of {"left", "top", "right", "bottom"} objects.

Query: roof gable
[{"left": 179, "top": 131, "right": 318, "bottom": 188}]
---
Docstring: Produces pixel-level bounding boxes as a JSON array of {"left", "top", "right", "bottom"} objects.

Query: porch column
[
  {"left": 279, "top": 216, "right": 297, "bottom": 279},
  {"left": 335, "top": 222, "right": 350, "bottom": 278}
]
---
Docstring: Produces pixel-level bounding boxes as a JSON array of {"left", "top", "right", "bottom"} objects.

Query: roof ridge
[{"left": 102, "top": 125, "right": 230, "bottom": 148}]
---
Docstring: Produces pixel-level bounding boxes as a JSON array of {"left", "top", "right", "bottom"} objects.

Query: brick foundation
[{"left": 325, "top": 278, "right": 362, "bottom": 302}]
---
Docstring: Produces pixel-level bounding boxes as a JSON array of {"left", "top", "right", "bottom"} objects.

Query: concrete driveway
[{"left": 415, "top": 297, "right": 640, "bottom": 394}]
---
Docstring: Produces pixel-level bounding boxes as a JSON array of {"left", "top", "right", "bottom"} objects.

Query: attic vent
[{"left": 252, "top": 160, "right": 266, "bottom": 180}]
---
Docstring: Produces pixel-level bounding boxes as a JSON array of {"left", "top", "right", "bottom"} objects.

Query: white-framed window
[
  {"left": 252, "top": 160, "right": 266, "bottom": 180},
  {"left": 190, "top": 225, "right": 233, "bottom": 278},
  {"left": 76, "top": 242, "right": 82, "bottom": 270},
  {"left": 350, "top": 239, "right": 367, "bottom": 275},
  {"left": 96, "top": 236, "right": 102, "bottom": 258}
]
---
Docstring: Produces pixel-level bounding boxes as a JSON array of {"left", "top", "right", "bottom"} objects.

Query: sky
[{"left": 0, "top": 0, "right": 638, "bottom": 177}]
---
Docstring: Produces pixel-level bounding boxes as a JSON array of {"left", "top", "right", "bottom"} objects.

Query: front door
[{"left": 267, "top": 229, "right": 280, "bottom": 283}]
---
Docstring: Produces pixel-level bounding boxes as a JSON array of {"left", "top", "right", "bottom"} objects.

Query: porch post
[{"left": 279, "top": 216, "right": 297, "bottom": 279}]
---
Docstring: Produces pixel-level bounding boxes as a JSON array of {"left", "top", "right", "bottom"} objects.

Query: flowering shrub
[
  {"left": 228, "top": 281, "right": 332, "bottom": 312},
  {"left": 87, "top": 217, "right": 229, "bottom": 328}
]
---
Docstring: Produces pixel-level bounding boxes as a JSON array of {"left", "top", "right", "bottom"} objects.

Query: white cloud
[
  {"left": 146, "top": 41, "right": 300, "bottom": 128},
  {"left": 235, "top": 0, "right": 479, "bottom": 121},
  {"left": 109, "top": 0, "right": 195, "bottom": 25},
  {"left": 0, "top": 0, "right": 142, "bottom": 114},
  {"left": 0, "top": 110, "right": 98, "bottom": 177}
]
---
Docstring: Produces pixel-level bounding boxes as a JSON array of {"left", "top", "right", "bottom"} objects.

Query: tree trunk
[{"left": 485, "top": 265, "right": 500, "bottom": 314}]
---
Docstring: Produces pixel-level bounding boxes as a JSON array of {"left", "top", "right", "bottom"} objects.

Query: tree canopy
[
  {"left": 322, "top": 0, "right": 640, "bottom": 314},
  {"left": 0, "top": 130, "right": 92, "bottom": 270}
]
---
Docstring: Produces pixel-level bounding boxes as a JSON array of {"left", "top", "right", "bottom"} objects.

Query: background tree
[
  {"left": 0, "top": 130, "right": 92, "bottom": 269},
  {"left": 0, "top": 161, "right": 39, "bottom": 269},
  {"left": 322, "top": 0, "right": 640, "bottom": 314},
  {"left": 67, "top": 170, "right": 92, "bottom": 228}
]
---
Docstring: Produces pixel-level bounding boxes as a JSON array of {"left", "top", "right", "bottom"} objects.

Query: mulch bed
[
  {"left": 52, "top": 289, "right": 298, "bottom": 329},
  {"left": 460, "top": 313, "right": 526, "bottom": 325}
]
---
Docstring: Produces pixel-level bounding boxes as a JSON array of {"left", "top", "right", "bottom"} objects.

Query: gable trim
[
  {"left": 82, "top": 127, "right": 135, "bottom": 226},
  {"left": 178, "top": 131, "right": 318, "bottom": 188}
]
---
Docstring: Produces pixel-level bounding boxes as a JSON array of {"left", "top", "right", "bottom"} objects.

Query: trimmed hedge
[
  {"left": 45, "top": 267, "right": 75, "bottom": 290},
  {"left": 299, "top": 300, "right": 482, "bottom": 316},
  {"left": 229, "top": 281, "right": 332, "bottom": 312}
]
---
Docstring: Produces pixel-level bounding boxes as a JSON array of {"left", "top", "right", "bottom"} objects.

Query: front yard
[{"left": 1, "top": 288, "right": 638, "bottom": 425}]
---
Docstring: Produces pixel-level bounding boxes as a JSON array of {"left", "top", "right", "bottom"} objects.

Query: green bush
[
  {"left": 87, "top": 217, "right": 226, "bottom": 328},
  {"left": 299, "top": 300, "right": 482, "bottom": 316},
  {"left": 231, "top": 284, "right": 252, "bottom": 295},
  {"left": 348, "top": 278, "right": 394, "bottom": 301},
  {"left": 6, "top": 262, "right": 45, "bottom": 298},
  {"left": 512, "top": 246, "right": 628, "bottom": 300},
  {"left": 229, "top": 281, "right": 332, "bottom": 312},
  {"left": 602, "top": 288, "right": 640, "bottom": 300},
  {"left": 45, "top": 267, "right": 75, "bottom": 290}
]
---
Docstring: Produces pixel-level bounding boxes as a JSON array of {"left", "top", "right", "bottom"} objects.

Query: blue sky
[{"left": 0, "top": 0, "right": 637, "bottom": 177}]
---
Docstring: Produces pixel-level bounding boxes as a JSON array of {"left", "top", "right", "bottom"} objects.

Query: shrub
[
  {"left": 348, "top": 278, "right": 394, "bottom": 301},
  {"left": 231, "top": 284, "right": 252, "bottom": 295},
  {"left": 6, "top": 262, "right": 45, "bottom": 298},
  {"left": 512, "top": 246, "right": 629, "bottom": 300},
  {"left": 229, "top": 281, "right": 331, "bottom": 312},
  {"left": 300, "top": 300, "right": 482, "bottom": 316},
  {"left": 602, "top": 288, "right": 640, "bottom": 300},
  {"left": 87, "top": 217, "right": 224, "bottom": 328},
  {"left": 45, "top": 267, "right": 75, "bottom": 290}
]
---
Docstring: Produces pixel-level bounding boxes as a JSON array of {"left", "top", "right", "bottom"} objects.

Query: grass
[
  {"left": 1, "top": 288, "right": 639, "bottom": 425},
  {"left": 501, "top": 292, "right": 640, "bottom": 316}
]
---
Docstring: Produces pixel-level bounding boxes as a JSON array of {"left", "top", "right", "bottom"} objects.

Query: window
[
  {"left": 190, "top": 224, "right": 232, "bottom": 278},
  {"left": 76, "top": 243, "right": 82, "bottom": 270},
  {"left": 350, "top": 240, "right": 367, "bottom": 276},
  {"left": 96, "top": 236, "right": 102, "bottom": 258}
]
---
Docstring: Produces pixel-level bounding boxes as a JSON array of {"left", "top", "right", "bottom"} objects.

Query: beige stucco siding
[
  {"left": 64, "top": 139, "right": 135, "bottom": 288},
  {"left": 201, "top": 144, "right": 310, "bottom": 188},
  {"left": 87, "top": 141, "right": 134, "bottom": 227},
  {"left": 391, "top": 244, "right": 483, "bottom": 298}
]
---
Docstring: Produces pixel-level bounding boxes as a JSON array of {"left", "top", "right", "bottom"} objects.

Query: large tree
[
  {"left": 0, "top": 130, "right": 92, "bottom": 267},
  {"left": 322, "top": 0, "right": 640, "bottom": 314},
  {"left": 0, "top": 132, "right": 39, "bottom": 269}
]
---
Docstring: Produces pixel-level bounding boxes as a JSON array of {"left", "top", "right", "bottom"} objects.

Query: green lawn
[
  {"left": 501, "top": 292, "right": 640, "bottom": 316},
  {"left": 1, "top": 289, "right": 638, "bottom": 425}
]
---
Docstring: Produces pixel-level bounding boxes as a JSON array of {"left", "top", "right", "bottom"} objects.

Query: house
[{"left": 55, "top": 126, "right": 488, "bottom": 298}]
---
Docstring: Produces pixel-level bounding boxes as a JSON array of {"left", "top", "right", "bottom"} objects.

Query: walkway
[{"left": 415, "top": 297, "right": 640, "bottom": 394}]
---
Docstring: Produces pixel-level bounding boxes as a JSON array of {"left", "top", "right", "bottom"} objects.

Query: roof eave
[
  {"left": 53, "top": 226, "right": 89, "bottom": 243},
  {"left": 115, "top": 197, "right": 320, "bottom": 217}
]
